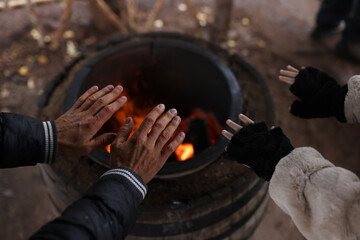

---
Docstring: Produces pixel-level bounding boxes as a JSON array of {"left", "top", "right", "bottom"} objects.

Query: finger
[
  {"left": 238, "top": 114, "right": 255, "bottom": 125},
  {"left": 73, "top": 86, "right": 99, "bottom": 109},
  {"left": 91, "top": 133, "right": 117, "bottom": 150},
  {"left": 148, "top": 108, "right": 178, "bottom": 146},
  {"left": 226, "top": 119, "right": 242, "bottom": 132},
  {"left": 279, "top": 76, "right": 295, "bottom": 85},
  {"left": 286, "top": 65, "right": 299, "bottom": 73},
  {"left": 88, "top": 85, "right": 124, "bottom": 115},
  {"left": 95, "top": 96, "right": 127, "bottom": 126},
  {"left": 79, "top": 85, "right": 114, "bottom": 111},
  {"left": 242, "top": 164, "right": 251, "bottom": 168},
  {"left": 221, "top": 129, "right": 233, "bottom": 140},
  {"left": 134, "top": 104, "right": 165, "bottom": 139},
  {"left": 155, "top": 115, "right": 181, "bottom": 149},
  {"left": 279, "top": 69, "right": 298, "bottom": 78},
  {"left": 161, "top": 132, "right": 186, "bottom": 161},
  {"left": 114, "top": 117, "right": 134, "bottom": 144}
]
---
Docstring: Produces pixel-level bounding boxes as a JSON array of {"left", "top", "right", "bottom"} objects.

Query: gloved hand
[
  {"left": 222, "top": 115, "right": 294, "bottom": 181},
  {"left": 279, "top": 66, "right": 348, "bottom": 122}
]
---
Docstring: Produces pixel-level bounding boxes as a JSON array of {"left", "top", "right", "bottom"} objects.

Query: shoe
[
  {"left": 335, "top": 38, "right": 360, "bottom": 63},
  {"left": 310, "top": 24, "right": 342, "bottom": 40}
]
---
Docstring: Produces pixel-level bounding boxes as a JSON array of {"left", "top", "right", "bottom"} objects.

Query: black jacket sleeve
[
  {"left": 30, "top": 167, "right": 148, "bottom": 240},
  {"left": 0, "top": 113, "right": 57, "bottom": 168}
]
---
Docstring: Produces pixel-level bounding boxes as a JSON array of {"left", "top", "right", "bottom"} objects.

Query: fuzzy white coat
[{"left": 269, "top": 76, "right": 360, "bottom": 240}]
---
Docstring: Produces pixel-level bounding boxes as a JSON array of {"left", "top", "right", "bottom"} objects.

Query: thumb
[
  {"left": 290, "top": 100, "right": 313, "bottom": 118},
  {"left": 116, "top": 117, "right": 134, "bottom": 144},
  {"left": 92, "top": 133, "right": 117, "bottom": 149}
]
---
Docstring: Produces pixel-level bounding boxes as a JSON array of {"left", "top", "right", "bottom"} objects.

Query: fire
[
  {"left": 103, "top": 86, "right": 221, "bottom": 162},
  {"left": 175, "top": 143, "right": 195, "bottom": 161},
  {"left": 106, "top": 144, "right": 111, "bottom": 153}
]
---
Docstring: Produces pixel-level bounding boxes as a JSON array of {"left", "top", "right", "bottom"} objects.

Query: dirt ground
[{"left": 0, "top": 0, "right": 359, "bottom": 239}]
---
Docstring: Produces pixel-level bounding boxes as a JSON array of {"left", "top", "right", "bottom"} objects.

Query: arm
[
  {"left": 0, "top": 113, "right": 57, "bottom": 167},
  {"left": 31, "top": 104, "right": 185, "bottom": 239},
  {"left": 279, "top": 65, "right": 360, "bottom": 123},
  {"left": 0, "top": 85, "right": 126, "bottom": 168},
  {"left": 344, "top": 75, "right": 360, "bottom": 123},
  {"left": 30, "top": 167, "right": 147, "bottom": 240},
  {"left": 222, "top": 115, "right": 360, "bottom": 239},
  {"left": 269, "top": 147, "right": 360, "bottom": 239}
]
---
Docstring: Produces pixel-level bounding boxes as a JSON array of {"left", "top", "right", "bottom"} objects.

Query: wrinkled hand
[
  {"left": 279, "top": 65, "right": 348, "bottom": 122},
  {"left": 55, "top": 85, "right": 127, "bottom": 156},
  {"left": 222, "top": 114, "right": 293, "bottom": 181},
  {"left": 110, "top": 104, "right": 185, "bottom": 183}
]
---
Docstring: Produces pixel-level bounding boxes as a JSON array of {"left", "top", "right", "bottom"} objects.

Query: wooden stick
[
  {"left": 185, "top": 0, "right": 200, "bottom": 27},
  {"left": 27, "top": 0, "right": 45, "bottom": 47},
  {"left": 117, "top": 0, "right": 126, "bottom": 20},
  {"left": 95, "top": 0, "right": 128, "bottom": 33},
  {"left": 143, "top": 0, "right": 164, "bottom": 32},
  {"left": 117, "top": 0, "right": 130, "bottom": 31},
  {"left": 0, "top": 0, "right": 59, "bottom": 10},
  {"left": 51, "top": 0, "right": 74, "bottom": 49},
  {"left": 211, "top": 0, "right": 233, "bottom": 42},
  {"left": 126, "top": 0, "right": 137, "bottom": 32}
]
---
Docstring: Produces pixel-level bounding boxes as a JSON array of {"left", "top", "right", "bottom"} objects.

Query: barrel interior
[{"left": 67, "top": 40, "right": 241, "bottom": 177}]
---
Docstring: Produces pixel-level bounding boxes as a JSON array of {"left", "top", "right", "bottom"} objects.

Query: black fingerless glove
[
  {"left": 227, "top": 122, "right": 294, "bottom": 181},
  {"left": 289, "top": 67, "right": 348, "bottom": 122}
]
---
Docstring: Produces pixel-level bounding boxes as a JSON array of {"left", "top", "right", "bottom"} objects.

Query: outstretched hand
[
  {"left": 278, "top": 65, "right": 348, "bottom": 122},
  {"left": 55, "top": 85, "right": 127, "bottom": 156},
  {"left": 222, "top": 114, "right": 255, "bottom": 168},
  {"left": 221, "top": 114, "right": 254, "bottom": 140},
  {"left": 278, "top": 65, "right": 299, "bottom": 85},
  {"left": 109, "top": 104, "right": 185, "bottom": 183},
  {"left": 221, "top": 114, "right": 293, "bottom": 181}
]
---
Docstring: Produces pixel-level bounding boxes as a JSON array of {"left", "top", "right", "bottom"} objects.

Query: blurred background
[{"left": 0, "top": 0, "right": 359, "bottom": 239}]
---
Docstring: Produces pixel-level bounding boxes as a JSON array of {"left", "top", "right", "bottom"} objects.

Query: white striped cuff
[
  {"left": 42, "top": 121, "right": 56, "bottom": 164},
  {"left": 101, "top": 168, "right": 147, "bottom": 200}
]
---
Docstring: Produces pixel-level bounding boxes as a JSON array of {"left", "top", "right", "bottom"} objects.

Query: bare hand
[
  {"left": 221, "top": 114, "right": 255, "bottom": 140},
  {"left": 278, "top": 65, "right": 299, "bottom": 85},
  {"left": 55, "top": 85, "right": 127, "bottom": 156},
  {"left": 110, "top": 104, "right": 185, "bottom": 183}
]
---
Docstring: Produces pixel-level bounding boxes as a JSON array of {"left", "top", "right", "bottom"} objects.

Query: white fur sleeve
[
  {"left": 269, "top": 147, "right": 360, "bottom": 240},
  {"left": 344, "top": 75, "right": 360, "bottom": 123}
]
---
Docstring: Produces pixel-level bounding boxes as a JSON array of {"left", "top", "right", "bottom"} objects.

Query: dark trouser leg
[
  {"left": 343, "top": 0, "right": 360, "bottom": 42},
  {"left": 316, "top": 0, "right": 354, "bottom": 29}
]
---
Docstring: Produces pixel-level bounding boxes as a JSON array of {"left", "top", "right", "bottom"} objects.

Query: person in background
[
  {"left": 0, "top": 85, "right": 185, "bottom": 239},
  {"left": 311, "top": 0, "right": 360, "bottom": 62},
  {"left": 222, "top": 66, "right": 360, "bottom": 239}
]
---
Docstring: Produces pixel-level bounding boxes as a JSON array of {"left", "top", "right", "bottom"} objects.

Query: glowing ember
[
  {"left": 103, "top": 86, "right": 220, "bottom": 162},
  {"left": 106, "top": 144, "right": 111, "bottom": 153},
  {"left": 104, "top": 87, "right": 152, "bottom": 154},
  {"left": 175, "top": 143, "right": 195, "bottom": 161}
]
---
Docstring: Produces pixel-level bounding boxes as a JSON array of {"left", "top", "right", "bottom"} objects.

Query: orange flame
[
  {"left": 175, "top": 143, "right": 195, "bottom": 161},
  {"left": 103, "top": 87, "right": 219, "bottom": 162},
  {"left": 106, "top": 144, "right": 111, "bottom": 153}
]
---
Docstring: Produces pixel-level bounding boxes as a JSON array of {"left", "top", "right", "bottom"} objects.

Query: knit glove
[
  {"left": 290, "top": 67, "right": 348, "bottom": 122},
  {"left": 227, "top": 122, "right": 294, "bottom": 181}
]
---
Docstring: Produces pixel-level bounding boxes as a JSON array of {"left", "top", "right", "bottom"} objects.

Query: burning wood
[
  {"left": 175, "top": 143, "right": 195, "bottom": 161},
  {"left": 186, "top": 118, "right": 211, "bottom": 153},
  {"left": 104, "top": 88, "right": 222, "bottom": 162}
]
